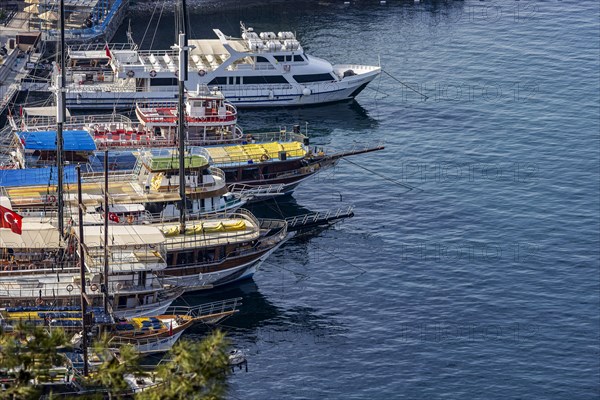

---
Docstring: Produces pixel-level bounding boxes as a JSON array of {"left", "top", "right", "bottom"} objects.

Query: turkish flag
[
  {"left": 0, "top": 205, "right": 23, "bottom": 235},
  {"left": 108, "top": 212, "right": 120, "bottom": 223},
  {"left": 105, "top": 43, "right": 112, "bottom": 59}
]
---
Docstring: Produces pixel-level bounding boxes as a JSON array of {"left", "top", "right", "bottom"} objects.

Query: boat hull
[{"left": 64, "top": 71, "right": 379, "bottom": 110}]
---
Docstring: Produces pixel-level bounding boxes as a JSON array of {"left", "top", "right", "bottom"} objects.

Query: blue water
[{"left": 120, "top": 1, "right": 600, "bottom": 398}]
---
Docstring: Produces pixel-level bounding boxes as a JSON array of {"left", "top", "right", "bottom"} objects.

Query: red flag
[
  {"left": 108, "top": 212, "right": 120, "bottom": 223},
  {"left": 169, "top": 321, "right": 173, "bottom": 336},
  {"left": 0, "top": 205, "right": 23, "bottom": 235},
  {"left": 104, "top": 43, "right": 112, "bottom": 59}
]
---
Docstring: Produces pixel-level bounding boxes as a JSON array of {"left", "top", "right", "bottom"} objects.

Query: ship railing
[
  {"left": 67, "top": 70, "right": 116, "bottom": 85},
  {"left": 68, "top": 42, "right": 138, "bottom": 55},
  {"left": 286, "top": 206, "right": 355, "bottom": 228},
  {"left": 160, "top": 209, "right": 261, "bottom": 251},
  {"left": 250, "top": 130, "right": 307, "bottom": 143},
  {"left": 208, "top": 148, "right": 307, "bottom": 166},
  {"left": 228, "top": 183, "right": 285, "bottom": 197},
  {"left": 15, "top": 114, "right": 133, "bottom": 131},
  {"left": 166, "top": 297, "right": 242, "bottom": 320}
]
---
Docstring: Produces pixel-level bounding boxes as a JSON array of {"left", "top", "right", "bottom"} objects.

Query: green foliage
[
  {"left": 139, "top": 329, "right": 231, "bottom": 400},
  {"left": 0, "top": 324, "right": 69, "bottom": 400},
  {"left": 86, "top": 332, "right": 144, "bottom": 397},
  {"left": 0, "top": 327, "right": 232, "bottom": 400}
]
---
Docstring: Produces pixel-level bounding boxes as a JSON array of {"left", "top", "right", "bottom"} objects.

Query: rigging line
[
  {"left": 341, "top": 157, "right": 423, "bottom": 192},
  {"left": 150, "top": 0, "right": 167, "bottom": 51},
  {"left": 311, "top": 242, "right": 367, "bottom": 275},
  {"left": 140, "top": 1, "right": 159, "bottom": 48},
  {"left": 262, "top": 260, "right": 309, "bottom": 280},
  {"left": 382, "top": 69, "right": 429, "bottom": 100}
]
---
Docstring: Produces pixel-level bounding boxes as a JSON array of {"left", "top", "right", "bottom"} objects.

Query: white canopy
[
  {"left": 0, "top": 222, "right": 61, "bottom": 249},
  {"left": 79, "top": 225, "right": 165, "bottom": 248}
]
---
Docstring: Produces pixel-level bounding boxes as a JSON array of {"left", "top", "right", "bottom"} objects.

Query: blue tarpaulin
[
  {"left": 17, "top": 130, "right": 97, "bottom": 151},
  {"left": 0, "top": 165, "right": 79, "bottom": 187}
]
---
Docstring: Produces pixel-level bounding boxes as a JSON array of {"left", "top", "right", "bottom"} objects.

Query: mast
[
  {"left": 56, "top": 0, "right": 66, "bottom": 237},
  {"left": 176, "top": 0, "right": 189, "bottom": 233},
  {"left": 76, "top": 166, "right": 89, "bottom": 376},
  {"left": 103, "top": 150, "right": 109, "bottom": 314}
]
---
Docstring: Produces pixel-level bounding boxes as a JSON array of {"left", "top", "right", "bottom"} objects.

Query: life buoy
[
  {"left": 90, "top": 283, "right": 98, "bottom": 292},
  {"left": 127, "top": 70, "right": 135, "bottom": 78},
  {"left": 116, "top": 282, "right": 123, "bottom": 290},
  {"left": 260, "top": 154, "right": 269, "bottom": 162},
  {"left": 198, "top": 69, "right": 206, "bottom": 76},
  {"left": 47, "top": 195, "right": 57, "bottom": 203},
  {"left": 149, "top": 70, "right": 157, "bottom": 78},
  {"left": 36, "top": 298, "right": 44, "bottom": 306},
  {"left": 283, "top": 64, "right": 291, "bottom": 72},
  {"left": 66, "top": 284, "right": 74, "bottom": 292},
  {"left": 174, "top": 69, "right": 179, "bottom": 77},
  {"left": 245, "top": 134, "right": 252, "bottom": 142},
  {"left": 134, "top": 244, "right": 142, "bottom": 250}
]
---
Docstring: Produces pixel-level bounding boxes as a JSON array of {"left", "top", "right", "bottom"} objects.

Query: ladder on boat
[{"left": 285, "top": 206, "right": 355, "bottom": 231}]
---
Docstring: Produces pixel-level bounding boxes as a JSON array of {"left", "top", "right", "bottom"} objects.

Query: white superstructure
[{"left": 63, "top": 23, "right": 380, "bottom": 109}]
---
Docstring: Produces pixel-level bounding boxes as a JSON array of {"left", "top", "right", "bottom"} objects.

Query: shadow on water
[{"left": 180, "top": 280, "right": 347, "bottom": 347}]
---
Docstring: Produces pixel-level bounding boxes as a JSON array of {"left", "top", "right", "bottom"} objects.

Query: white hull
[
  {"left": 64, "top": 69, "right": 378, "bottom": 110},
  {"left": 129, "top": 331, "right": 185, "bottom": 354},
  {"left": 112, "top": 298, "right": 175, "bottom": 319}
]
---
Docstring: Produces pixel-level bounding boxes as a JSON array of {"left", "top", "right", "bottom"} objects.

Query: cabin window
[
  {"left": 255, "top": 56, "right": 269, "bottom": 63},
  {"left": 166, "top": 253, "right": 175, "bottom": 266},
  {"left": 208, "top": 77, "right": 227, "bottom": 85},
  {"left": 241, "top": 168, "right": 260, "bottom": 181},
  {"left": 150, "top": 78, "right": 177, "bottom": 86},
  {"left": 243, "top": 76, "right": 288, "bottom": 84},
  {"left": 274, "top": 55, "right": 285, "bottom": 62},
  {"left": 224, "top": 171, "right": 238, "bottom": 182},
  {"left": 293, "top": 55, "right": 304, "bottom": 62},
  {"left": 293, "top": 73, "right": 336, "bottom": 83},
  {"left": 177, "top": 251, "right": 194, "bottom": 266}
]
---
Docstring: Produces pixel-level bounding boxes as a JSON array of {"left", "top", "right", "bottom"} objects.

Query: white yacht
[{"left": 63, "top": 23, "right": 380, "bottom": 109}]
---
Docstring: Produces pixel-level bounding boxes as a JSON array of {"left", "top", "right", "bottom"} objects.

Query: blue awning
[{"left": 17, "top": 130, "right": 96, "bottom": 151}]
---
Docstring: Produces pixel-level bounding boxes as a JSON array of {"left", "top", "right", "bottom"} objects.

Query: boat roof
[
  {"left": 148, "top": 155, "right": 209, "bottom": 171},
  {"left": 0, "top": 165, "right": 79, "bottom": 188},
  {"left": 0, "top": 221, "right": 61, "bottom": 249},
  {"left": 17, "top": 130, "right": 96, "bottom": 152},
  {"left": 78, "top": 225, "right": 166, "bottom": 248},
  {"left": 23, "top": 107, "right": 71, "bottom": 118}
]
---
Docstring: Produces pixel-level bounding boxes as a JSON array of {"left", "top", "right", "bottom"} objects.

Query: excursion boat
[
  {"left": 153, "top": 209, "right": 289, "bottom": 291},
  {"left": 0, "top": 222, "right": 182, "bottom": 319},
  {"left": 61, "top": 22, "right": 380, "bottom": 110},
  {"left": 0, "top": 150, "right": 247, "bottom": 221},
  {"left": 105, "top": 298, "right": 242, "bottom": 354},
  {"left": 132, "top": 85, "right": 246, "bottom": 147},
  {"left": 148, "top": 136, "right": 385, "bottom": 200}
]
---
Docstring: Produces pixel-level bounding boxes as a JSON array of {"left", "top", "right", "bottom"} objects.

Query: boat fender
[
  {"left": 198, "top": 272, "right": 203, "bottom": 281},
  {"left": 149, "top": 70, "right": 157, "bottom": 78},
  {"left": 302, "top": 87, "right": 311, "bottom": 96},
  {"left": 260, "top": 154, "right": 269, "bottom": 162},
  {"left": 198, "top": 69, "right": 206, "bottom": 76},
  {"left": 66, "top": 284, "right": 74, "bottom": 292},
  {"left": 90, "top": 283, "right": 98, "bottom": 292},
  {"left": 127, "top": 70, "right": 135, "bottom": 78}
]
